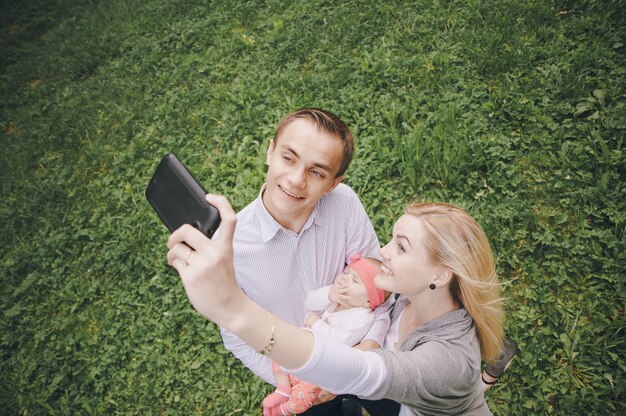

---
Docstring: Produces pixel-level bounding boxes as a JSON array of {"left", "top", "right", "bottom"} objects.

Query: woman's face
[{"left": 376, "top": 214, "right": 443, "bottom": 295}]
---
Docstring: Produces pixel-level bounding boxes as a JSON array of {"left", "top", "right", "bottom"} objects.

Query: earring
[{"left": 429, "top": 283, "right": 436, "bottom": 290}]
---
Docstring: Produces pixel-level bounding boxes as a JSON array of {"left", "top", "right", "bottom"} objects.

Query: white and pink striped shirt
[{"left": 220, "top": 183, "right": 392, "bottom": 384}]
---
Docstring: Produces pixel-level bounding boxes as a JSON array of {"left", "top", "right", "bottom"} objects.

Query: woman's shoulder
[
  {"left": 413, "top": 340, "right": 475, "bottom": 380},
  {"left": 378, "top": 340, "right": 472, "bottom": 379},
  {"left": 383, "top": 313, "right": 482, "bottom": 388}
]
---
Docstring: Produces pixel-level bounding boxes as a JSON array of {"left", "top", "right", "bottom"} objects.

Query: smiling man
[
  {"left": 261, "top": 116, "right": 345, "bottom": 233},
  {"left": 219, "top": 108, "right": 392, "bottom": 415}
]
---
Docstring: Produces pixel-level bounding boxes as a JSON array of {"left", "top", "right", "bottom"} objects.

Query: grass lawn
[{"left": 1, "top": 0, "right": 623, "bottom": 414}]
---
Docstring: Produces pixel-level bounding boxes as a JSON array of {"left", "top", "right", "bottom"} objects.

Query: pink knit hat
[{"left": 346, "top": 253, "right": 385, "bottom": 310}]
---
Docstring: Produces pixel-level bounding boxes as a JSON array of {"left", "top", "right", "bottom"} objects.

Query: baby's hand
[
  {"left": 304, "top": 312, "right": 320, "bottom": 327},
  {"left": 329, "top": 278, "right": 350, "bottom": 305}
]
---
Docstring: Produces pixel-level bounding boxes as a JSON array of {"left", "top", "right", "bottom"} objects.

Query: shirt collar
[{"left": 253, "top": 184, "right": 324, "bottom": 242}]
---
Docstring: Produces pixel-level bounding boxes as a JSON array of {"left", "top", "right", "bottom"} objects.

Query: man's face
[{"left": 263, "top": 118, "right": 344, "bottom": 231}]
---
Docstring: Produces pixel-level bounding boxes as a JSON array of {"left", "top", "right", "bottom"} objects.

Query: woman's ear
[{"left": 433, "top": 269, "right": 454, "bottom": 287}]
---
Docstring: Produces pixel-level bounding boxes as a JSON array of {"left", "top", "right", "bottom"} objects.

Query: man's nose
[{"left": 288, "top": 168, "right": 306, "bottom": 188}]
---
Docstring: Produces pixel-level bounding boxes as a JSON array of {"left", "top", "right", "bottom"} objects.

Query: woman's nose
[{"left": 380, "top": 242, "right": 390, "bottom": 259}]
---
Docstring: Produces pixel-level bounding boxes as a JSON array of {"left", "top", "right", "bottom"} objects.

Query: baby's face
[{"left": 335, "top": 267, "right": 370, "bottom": 308}]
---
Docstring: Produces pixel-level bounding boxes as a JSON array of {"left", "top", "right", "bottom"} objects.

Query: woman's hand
[{"left": 167, "top": 194, "right": 243, "bottom": 326}]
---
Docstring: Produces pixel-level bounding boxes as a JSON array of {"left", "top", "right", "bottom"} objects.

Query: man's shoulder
[
  {"left": 321, "top": 183, "right": 361, "bottom": 206},
  {"left": 236, "top": 197, "right": 257, "bottom": 219},
  {"left": 233, "top": 198, "right": 263, "bottom": 239},
  {"left": 329, "top": 182, "right": 358, "bottom": 197},
  {"left": 313, "top": 184, "right": 363, "bottom": 224}
]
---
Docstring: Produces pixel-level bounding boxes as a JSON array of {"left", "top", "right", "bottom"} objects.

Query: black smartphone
[{"left": 145, "top": 152, "right": 221, "bottom": 238}]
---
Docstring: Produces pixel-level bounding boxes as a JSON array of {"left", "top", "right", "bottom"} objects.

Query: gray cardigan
[{"left": 368, "top": 296, "right": 492, "bottom": 415}]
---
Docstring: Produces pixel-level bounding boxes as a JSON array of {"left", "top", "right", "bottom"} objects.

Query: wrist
[{"left": 221, "top": 293, "right": 256, "bottom": 333}]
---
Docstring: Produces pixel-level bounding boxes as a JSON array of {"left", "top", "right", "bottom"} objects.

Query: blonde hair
[{"left": 404, "top": 202, "right": 504, "bottom": 362}]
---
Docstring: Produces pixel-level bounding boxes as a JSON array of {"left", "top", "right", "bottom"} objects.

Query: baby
[{"left": 262, "top": 254, "right": 390, "bottom": 416}]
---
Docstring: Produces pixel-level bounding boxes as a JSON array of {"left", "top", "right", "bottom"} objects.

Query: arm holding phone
[{"left": 166, "top": 194, "right": 316, "bottom": 371}]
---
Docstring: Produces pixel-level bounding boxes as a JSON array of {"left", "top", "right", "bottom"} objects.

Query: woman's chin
[{"left": 375, "top": 274, "right": 393, "bottom": 291}]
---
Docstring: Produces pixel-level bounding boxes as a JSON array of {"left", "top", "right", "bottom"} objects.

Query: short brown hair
[{"left": 273, "top": 108, "right": 354, "bottom": 178}]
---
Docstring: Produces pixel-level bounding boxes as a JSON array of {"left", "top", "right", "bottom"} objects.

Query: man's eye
[{"left": 310, "top": 170, "right": 324, "bottom": 178}]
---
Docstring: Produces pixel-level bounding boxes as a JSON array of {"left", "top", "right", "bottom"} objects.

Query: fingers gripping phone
[{"left": 146, "top": 153, "right": 221, "bottom": 238}]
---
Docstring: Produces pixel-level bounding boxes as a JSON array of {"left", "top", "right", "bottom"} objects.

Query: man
[{"left": 220, "top": 108, "right": 393, "bottom": 415}]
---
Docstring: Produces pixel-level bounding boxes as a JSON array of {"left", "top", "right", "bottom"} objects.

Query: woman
[{"left": 167, "top": 195, "right": 504, "bottom": 415}]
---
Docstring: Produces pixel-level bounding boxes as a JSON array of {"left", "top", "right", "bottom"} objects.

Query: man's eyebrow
[
  {"left": 283, "top": 145, "right": 333, "bottom": 172},
  {"left": 312, "top": 161, "right": 333, "bottom": 172},
  {"left": 283, "top": 145, "right": 299, "bottom": 158}
]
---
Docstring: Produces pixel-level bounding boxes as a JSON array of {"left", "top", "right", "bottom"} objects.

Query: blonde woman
[{"left": 167, "top": 195, "right": 505, "bottom": 415}]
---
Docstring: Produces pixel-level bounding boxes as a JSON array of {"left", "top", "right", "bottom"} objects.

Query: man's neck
[
  {"left": 261, "top": 190, "right": 313, "bottom": 234},
  {"left": 276, "top": 212, "right": 312, "bottom": 234}
]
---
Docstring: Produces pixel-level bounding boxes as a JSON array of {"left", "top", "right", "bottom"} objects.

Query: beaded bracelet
[{"left": 258, "top": 315, "right": 276, "bottom": 355}]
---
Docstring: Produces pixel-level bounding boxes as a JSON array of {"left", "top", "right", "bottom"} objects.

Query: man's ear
[
  {"left": 266, "top": 139, "right": 275, "bottom": 165},
  {"left": 327, "top": 175, "right": 344, "bottom": 193}
]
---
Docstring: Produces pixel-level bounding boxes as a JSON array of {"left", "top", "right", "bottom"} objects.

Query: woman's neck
[{"left": 404, "top": 291, "right": 460, "bottom": 329}]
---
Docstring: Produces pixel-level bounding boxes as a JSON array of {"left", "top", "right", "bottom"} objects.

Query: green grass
[{"left": 1, "top": 0, "right": 624, "bottom": 414}]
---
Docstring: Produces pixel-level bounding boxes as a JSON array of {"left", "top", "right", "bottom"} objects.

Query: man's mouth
[{"left": 279, "top": 185, "right": 305, "bottom": 200}]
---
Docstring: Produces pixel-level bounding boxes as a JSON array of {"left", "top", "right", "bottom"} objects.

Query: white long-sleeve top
[
  {"left": 306, "top": 285, "right": 378, "bottom": 347},
  {"left": 290, "top": 301, "right": 492, "bottom": 415}
]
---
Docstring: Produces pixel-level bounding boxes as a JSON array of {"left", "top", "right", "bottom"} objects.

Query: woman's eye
[{"left": 397, "top": 244, "right": 406, "bottom": 253}]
